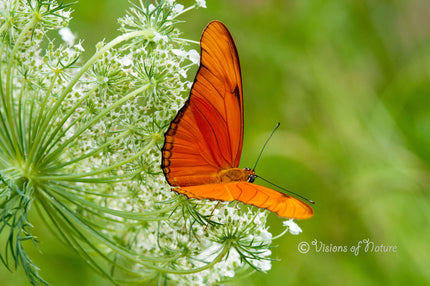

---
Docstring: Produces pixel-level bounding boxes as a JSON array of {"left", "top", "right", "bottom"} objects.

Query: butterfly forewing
[{"left": 162, "top": 21, "right": 243, "bottom": 186}]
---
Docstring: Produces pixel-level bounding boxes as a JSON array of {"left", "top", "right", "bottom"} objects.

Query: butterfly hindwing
[{"left": 174, "top": 182, "right": 314, "bottom": 220}]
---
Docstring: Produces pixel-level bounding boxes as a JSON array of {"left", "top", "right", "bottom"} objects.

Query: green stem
[
  {"left": 17, "top": 80, "right": 27, "bottom": 156},
  {"left": 35, "top": 194, "right": 119, "bottom": 284},
  {"left": 0, "top": 114, "right": 15, "bottom": 160},
  {"left": 47, "top": 181, "right": 129, "bottom": 198},
  {"left": 44, "top": 129, "right": 131, "bottom": 172},
  {"left": 37, "top": 134, "right": 157, "bottom": 181},
  {"left": 143, "top": 244, "right": 230, "bottom": 275},
  {"left": 45, "top": 182, "right": 176, "bottom": 220},
  {"left": 271, "top": 225, "right": 290, "bottom": 240},
  {"left": 25, "top": 30, "right": 149, "bottom": 170},
  {"left": 36, "top": 172, "right": 137, "bottom": 184},
  {"left": 38, "top": 83, "right": 150, "bottom": 168},
  {"left": 0, "top": 155, "right": 9, "bottom": 168},
  {"left": 5, "top": 17, "right": 37, "bottom": 108},
  {"left": 35, "top": 85, "right": 98, "bottom": 166},
  {"left": 173, "top": 38, "right": 199, "bottom": 45},
  {"left": 4, "top": 16, "right": 38, "bottom": 160},
  {"left": 0, "top": 21, "right": 10, "bottom": 36},
  {"left": 38, "top": 187, "right": 182, "bottom": 263},
  {"left": 172, "top": 4, "right": 196, "bottom": 18},
  {"left": 30, "top": 73, "right": 58, "bottom": 147}
]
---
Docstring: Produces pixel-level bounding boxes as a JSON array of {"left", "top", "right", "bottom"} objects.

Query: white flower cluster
[{"left": 0, "top": 0, "right": 301, "bottom": 284}]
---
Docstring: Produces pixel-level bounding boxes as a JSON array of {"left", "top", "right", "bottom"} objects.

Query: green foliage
[
  {"left": 2, "top": 0, "right": 430, "bottom": 285},
  {"left": 201, "top": 1, "right": 429, "bottom": 285}
]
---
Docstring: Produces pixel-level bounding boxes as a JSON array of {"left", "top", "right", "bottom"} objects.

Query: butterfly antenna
[
  {"left": 253, "top": 122, "right": 281, "bottom": 171},
  {"left": 257, "top": 175, "right": 315, "bottom": 205}
]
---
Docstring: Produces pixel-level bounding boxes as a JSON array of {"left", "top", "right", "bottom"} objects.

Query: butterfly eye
[
  {"left": 247, "top": 174, "right": 256, "bottom": 183},
  {"left": 242, "top": 167, "right": 256, "bottom": 182}
]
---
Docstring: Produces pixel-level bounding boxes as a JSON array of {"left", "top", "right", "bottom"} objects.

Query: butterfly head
[{"left": 244, "top": 167, "right": 257, "bottom": 183}]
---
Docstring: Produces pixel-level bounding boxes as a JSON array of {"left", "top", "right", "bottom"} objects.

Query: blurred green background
[{"left": 2, "top": 0, "right": 430, "bottom": 285}]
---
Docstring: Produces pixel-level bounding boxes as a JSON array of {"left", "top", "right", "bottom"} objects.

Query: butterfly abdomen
[{"left": 170, "top": 168, "right": 253, "bottom": 187}]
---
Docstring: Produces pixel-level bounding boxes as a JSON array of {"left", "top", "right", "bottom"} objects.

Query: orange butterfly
[{"left": 161, "top": 21, "right": 314, "bottom": 220}]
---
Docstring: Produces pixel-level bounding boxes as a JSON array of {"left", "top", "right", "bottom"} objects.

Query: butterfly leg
[
  {"left": 204, "top": 201, "right": 220, "bottom": 231},
  {"left": 234, "top": 201, "right": 241, "bottom": 210}
]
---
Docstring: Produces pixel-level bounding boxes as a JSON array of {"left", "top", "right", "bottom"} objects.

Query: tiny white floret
[
  {"left": 173, "top": 4, "right": 184, "bottom": 14},
  {"left": 153, "top": 32, "right": 168, "bottom": 42},
  {"left": 59, "top": 27, "right": 75, "bottom": 46},
  {"left": 119, "top": 55, "right": 133, "bottom": 67},
  {"left": 172, "top": 49, "right": 187, "bottom": 58},
  {"left": 283, "top": 219, "right": 303, "bottom": 235},
  {"left": 188, "top": 49, "right": 200, "bottom": 64},
  {"left": 74, "top": 42, "right": 85, "bottom": 52},
  {"left": 196, "top": 0, "right": 207, "bottom": 8}
]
